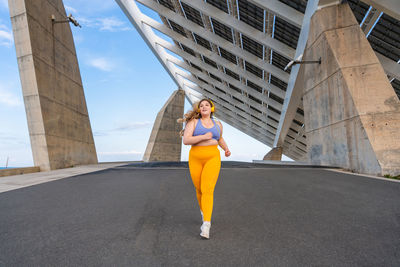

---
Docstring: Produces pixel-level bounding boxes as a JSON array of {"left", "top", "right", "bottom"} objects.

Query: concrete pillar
[
  {"left": 263, "top": 147, "right": 283, "bottom": 161},
  {"left": 302, "top": 3, "right": 400, "bottom": 176},
  {"left": 9, "top": 0, "right": 98, "bottom": 171},
  {"left": 143, "top": 89, "right": 185, "bottom": 162}
]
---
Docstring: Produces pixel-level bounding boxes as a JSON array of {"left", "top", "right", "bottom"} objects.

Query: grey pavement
[
  {"left": 0, "top": 162, "right": 131, "bottom": 193},
  {"left": 0, "top": 162, "right": 399, "bottom": 266}
]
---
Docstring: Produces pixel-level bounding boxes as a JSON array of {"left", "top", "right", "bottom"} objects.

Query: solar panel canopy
[{"left": 116, "top": 0, "right": 400, "bottom": 161}]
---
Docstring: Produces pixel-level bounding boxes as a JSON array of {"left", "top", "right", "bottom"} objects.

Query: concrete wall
[
  {"left": 302, "top": 4, "right": 400, "bottom": 176},
  {"left": 143, "top": 90, "right": 185, "bottom": 162},
  {"left": 0, "top": 167, "right": 40, "bottom": 177},
  {"left": 9, "top": 0, "right": 97, "bottom": 171},
  {"left": 263, "top": 147, "right": 283, "bottom": 161}
]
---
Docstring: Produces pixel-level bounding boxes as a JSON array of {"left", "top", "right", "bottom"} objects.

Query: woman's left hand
[{"left": 225, "top": 149, "right": 231, "bottom": 157}]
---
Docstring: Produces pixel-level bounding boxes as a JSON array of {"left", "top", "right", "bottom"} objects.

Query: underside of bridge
[{"left": 116, "top": 0, "right": 400, "bottom": 176}]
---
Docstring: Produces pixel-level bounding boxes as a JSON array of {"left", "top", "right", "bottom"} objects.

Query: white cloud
[
  {"left": 113, "top": 122, "right": 153, "bottom": 131},
  {"left": 77, "top": 16, "right": 131, "bottom": 32},
  {"left": 97, "top": 17, "right": 131, "bottom": 31},
  {"left": 88, "top": 57, "right": 114, "bottom": 72},
  {"left": 0, "top": 85, "right": 22, "bottom": 107},
  {"left": 0, "top": 24, "right": 13, "bottom": 47},
  {"left": 0, "top": 132, "right": 28, "bottom": 145},
  {"left": 99, "top": 150, "right": 142, "bottom": 155},
  {"left": 65, "top": 5, "right": 77, "bottom": 14},
  {"left": 94, "top": 121, "right": 153, "bottom": 136}
]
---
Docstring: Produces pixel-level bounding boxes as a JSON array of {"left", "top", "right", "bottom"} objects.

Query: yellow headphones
[{"left": 197, "top": 99, "right": 215, "bottom": 113}]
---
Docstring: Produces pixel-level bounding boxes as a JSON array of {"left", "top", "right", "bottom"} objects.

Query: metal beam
[
  {"left": 185, "top": 85, "right": 277, "bottom": 140},
  {"left": 172, "top": 63, "right": 280, "bottom": 133},
  {"left": 287, "top": 128, "right": 307, "bottom": 147},
  {"left": 154, "top": 36, "right": 284, "bottom": 115},
  {"left": 211, "top": 103, "right": 276, "bottom": 144},
  {"left": 179, "top": 0, "right": 295, "bottom": 59},
  {"left": 184, "top": 72, "right": 276, "bottom": 147},
  {"left": 360, "top": 7, "right": 381, "bottom": 35},
  {"left": 174, "top": 64, "right": 271, "bottom": 122},
  {"left": 173, "top": 63, "right": 280, "bottom": 126},
  {"left": 183, "top": 81, "right": 277, "bottom": 140},
  {"left": 215, "top": 110, "right": 274, "bottom": 147},
  {"left": 116, "top": 0, "right": 180, "bottom": 88},
  {"left": 179, "top": 55, "right": 307, "bottom": 157},
  {"left": 359, "top": 6, "right": 400, "bottom": 91},
  {"left": 318, "top": 0, "right": 340, "bottom": 9},
  {"left": 282, "top": 135, "right": 307, "bottom": 156},
  {"left": 116, "top": 0, "right": 302, "bottom": 155},
  {"left": 283, "top": 144, "right": 304, "bottom": 160},
  {"left": 138, "top": 2, "right": 291, "bottom": 83},
  {"left": 116, "top": 0, "right": 197, "bottom": 100},
  {"left": 207, "top": 103, "right": 275, "bottom": 146},
  {"left": 273, "top": 0, "right": 319, "bottom": 148},
  {"left": 358, "top": 8, "right": 400, "bottom": 82},
  {"left": 247, "top": 0, "right": 304, "bottom": 28},
  {"left": 142, "top": 15, "right": 287, "bottom": 98},
  {"left": 375, "top": 53, "right": 400, "bottom": 83},
  {"left": 361, "top": 0, "right": 400, "bottom": 21}
]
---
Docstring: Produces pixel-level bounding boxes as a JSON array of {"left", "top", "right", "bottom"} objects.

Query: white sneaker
[{"left": 200, "top": 221, "right": 211, "bottom": 239}]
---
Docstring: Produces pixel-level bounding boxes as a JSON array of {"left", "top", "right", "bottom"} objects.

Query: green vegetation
[{"left": 383, "top": 174, "right": 400, "bottom": 180}]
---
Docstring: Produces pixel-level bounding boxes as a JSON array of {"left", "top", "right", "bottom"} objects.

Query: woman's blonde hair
[{"left": 177, "top": 99, "right": 215, "bottom": 137}]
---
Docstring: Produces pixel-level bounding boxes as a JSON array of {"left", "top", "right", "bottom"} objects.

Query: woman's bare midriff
[{"left": 193, "top": 139, "right": 218, "bottom": 146}]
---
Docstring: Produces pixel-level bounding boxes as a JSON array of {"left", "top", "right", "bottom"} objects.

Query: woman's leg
[
  {"left": 200, "top": 153, "right": 221, "bottom": 222},
  {"left": 189, "top": 151, "right": 204, "bottom": 212}
]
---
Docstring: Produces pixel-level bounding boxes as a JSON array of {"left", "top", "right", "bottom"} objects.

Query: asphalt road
[{"left": 0, "top": 163, "right": 399, "bottom": 266}]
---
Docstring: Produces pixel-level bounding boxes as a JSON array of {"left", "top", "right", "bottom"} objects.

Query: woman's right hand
[{"left": 203, "top": 132, "right": 213, "bottom": 140}]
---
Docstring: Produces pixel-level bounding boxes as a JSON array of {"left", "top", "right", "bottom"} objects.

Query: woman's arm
[
  {"left": 218, "top": 137, "right": 228, "bottom": 151},
  {"left": 217, "top": 122, "right": 231, "bottom": 157},
  {"left": 183, "top": 119, "right": 212, "bottom": 145}
]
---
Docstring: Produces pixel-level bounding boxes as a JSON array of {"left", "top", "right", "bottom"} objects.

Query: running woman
[{"left": 178, "top": 99, "right": 231, "bottom": 239}]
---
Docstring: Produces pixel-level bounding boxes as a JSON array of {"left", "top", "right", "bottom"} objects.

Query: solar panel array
[{"left": 123, "top": 0, "right": 400, "bottom": 160}]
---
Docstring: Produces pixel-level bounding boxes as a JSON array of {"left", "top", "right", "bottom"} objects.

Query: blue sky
[{"left": 0, "top": 0, "right": 289, "bottom": 167}]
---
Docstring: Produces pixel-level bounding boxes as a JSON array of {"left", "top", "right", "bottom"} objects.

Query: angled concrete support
[
  {"left": 143, "top": 89, "right": 185, "bottom": 162},
  {"left": 263, "top": 147, "right": 283, "bottom": 161},
  {"left": 9, "top": 0, "right": 98, "bottom": 171},
  {"left": 302, "top": 4, "right": 400, "bottom": 176}
]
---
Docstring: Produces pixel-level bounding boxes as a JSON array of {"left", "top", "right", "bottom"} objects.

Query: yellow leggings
[{"left": 189, "top": 145, "right": 221, "bottom": 222}]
